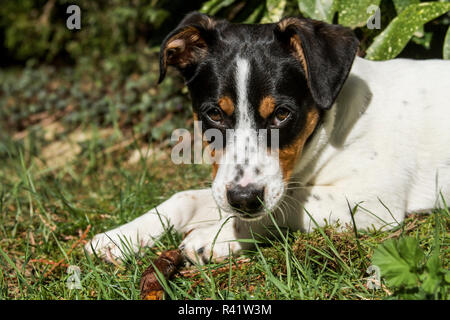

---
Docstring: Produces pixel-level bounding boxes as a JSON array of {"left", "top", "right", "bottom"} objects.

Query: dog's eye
[
  {"left": 206, "top": 107, "right": 224, "bottom": 124},
  {"left": 272, "top": 107, "right": 291, "bottom": 126}
]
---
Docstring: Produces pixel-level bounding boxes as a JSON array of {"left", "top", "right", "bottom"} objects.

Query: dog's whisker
[
  {"left": 285, "top": 181, "right": 306, "bottom": 186},
  {"left": 283, "top": 193, "right": 304, "bottom": 206},
  {"left": 285, "top": 186, "right": 308, "bottom": 190},
  {"left": 278, "top": 201, "right": 287, "bottom": 225}
]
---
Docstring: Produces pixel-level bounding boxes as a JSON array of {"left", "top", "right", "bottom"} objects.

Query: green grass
[
  {"left": 0, "top": 127, "right": 210, "bottom": 299},
  {"left": 0, "top": 125, "right": 448, "bottom": 300}
]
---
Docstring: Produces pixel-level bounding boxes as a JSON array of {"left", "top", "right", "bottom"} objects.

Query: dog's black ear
[
  {"left": 274, "top": 17, "right": 359, "bottom": 110},
  {"left": 159, "top": 12, "right": 217, "bottom": 83}
]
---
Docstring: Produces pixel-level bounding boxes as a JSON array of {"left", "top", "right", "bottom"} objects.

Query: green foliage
[
  {"left": 0, "top": 61, "right": 191, "bottom": 149},
  {"left": 366, "top": 2, "right": 450, "bottom": 60},
  {"left": 261, "top": 0, "right": 287, "bottom": 23},
  {"left": 393, "top": 0, "right": 420, "bottom": 13},
  {"left": 200, "top": 0, "right": 237, "bottom": 16},
  {"left": 200, "top": 0, "right": 449, "bottom": 60},
  {"left": 372, "top": 235, "right": 449, "bottom": 299},
  {"left": 1, "top": 0, "right": 449, "bottom": 73},
  {"left": 338, "top": 0, "right": 381, "bottom": 28},
  {"left": 444, "top": 26, "right": 450, "bottom": 59},
  {"left": 0, "top": 0, "right": 189, "bottom": 72},
  {"left": 297, "top": 0, "right": 336, "bottom": 23},
  {"left": 372, "top": 237, "right": 424, "bottom": 288}
]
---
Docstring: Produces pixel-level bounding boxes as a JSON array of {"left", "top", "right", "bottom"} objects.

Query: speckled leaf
[
  {"left": 338, "top": 0, "right": 381, "bottom": 28},
  {"left": 297, "top": 0, "right": 336, "bottom": 23},
  {"left": 393, "top": 0, "right": 419, "bottom": 14},
  {"left": 393, "top": 0, "right": 426, "bottom": 41},
  {"left": 261, "top": 0, "right": 287, "bottom": 23},
  {"left": 366, "top": 2, "right": 450, "bottom": 61},
  {"left": 444, "top": 26, "right": 450, "bottom": 60}
]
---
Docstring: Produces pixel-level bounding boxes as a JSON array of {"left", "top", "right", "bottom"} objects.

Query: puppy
[{"left": 86, "top": 12, "right": 450, "bottom": 264}]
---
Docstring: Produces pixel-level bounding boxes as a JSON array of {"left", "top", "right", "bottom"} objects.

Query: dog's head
[{"left": 159, "top": 12, "right": 358, "bottom": 220}]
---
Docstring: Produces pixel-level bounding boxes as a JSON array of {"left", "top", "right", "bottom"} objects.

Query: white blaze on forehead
[
  {"left": 231, "top": 57, "right": 256, "bottom": 166},
  {"left": 235, "top": 57, "right": 252, "bottom": 129}
]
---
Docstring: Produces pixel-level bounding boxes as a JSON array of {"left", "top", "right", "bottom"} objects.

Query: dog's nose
[{"left": 226, "top": 184, "right": 265, "bottom": 214}]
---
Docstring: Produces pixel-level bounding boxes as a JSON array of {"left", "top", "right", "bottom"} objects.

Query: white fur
[
  {"left": 86, "top": 57, "right": 450, "bottom": 264},
  {"left": 236, "top": 57, "right": 251, "bottom": 129}
]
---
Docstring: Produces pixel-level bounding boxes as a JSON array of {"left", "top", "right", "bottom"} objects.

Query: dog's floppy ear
[
  {"left": 159, "top": 12, "right": 217, "bottom": 83},
  {"left": 274, "top": 17, "right": 359, "bottom": 110}
]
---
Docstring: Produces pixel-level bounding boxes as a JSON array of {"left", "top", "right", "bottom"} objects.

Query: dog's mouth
[
  {"left": 227, "top": 205, "right": 266, "bottom": 221},
  {"left": 237, "top": 212, "right": 266, "bottom": 222}
]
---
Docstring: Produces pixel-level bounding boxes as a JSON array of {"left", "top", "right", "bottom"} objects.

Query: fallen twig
[
  {"left": 29, "top": 258, "right": 70, "bottom": 269},
  {"left": 382, "top": 218, "right": 418, "bottom": 241}
]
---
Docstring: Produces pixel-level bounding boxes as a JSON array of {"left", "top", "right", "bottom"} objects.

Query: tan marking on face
[
  {"left": 218, "top": 96, "right": 234, "bottom": 116},
  {"left": 259, "top": 96, "right": 276, "bottom": 119},
  {"left": 212, "top": 162, "right": 219, "bottom": 179},
  {"left": 278, "top": 107, "right": 319, "bottom": 181},
  {"left": 208, "top": 147, "right": 219, "bottom": 179},
  {"left": 196, "top": 118, "right": 220, "bottom": 179}
]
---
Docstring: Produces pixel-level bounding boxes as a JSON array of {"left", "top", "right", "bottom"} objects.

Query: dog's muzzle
[{"left": 226, "top": 183, "right": 265, "bottom": 218}]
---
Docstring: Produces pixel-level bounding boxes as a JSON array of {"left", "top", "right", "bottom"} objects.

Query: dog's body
[{"left": 86, "top": 13, "right": 450, "bottom": 264}]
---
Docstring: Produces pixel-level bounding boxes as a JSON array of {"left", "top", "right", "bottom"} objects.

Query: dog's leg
[
  {"left": 286, "top": 185, "right": 407, "bottom": 232},
  {"left": 85, "top": 189, "right": 222, "bottom": 262},
  {"left": 179, "top": 217, "right": 262, "bottom": 265}
]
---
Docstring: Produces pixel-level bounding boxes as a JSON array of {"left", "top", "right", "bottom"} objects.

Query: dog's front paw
[
  {"left": 84, "top": 231, "right": 140, "bottom": 263},
  {"left": 179, "top": 225, "right": 242, "bottom": 265}
]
